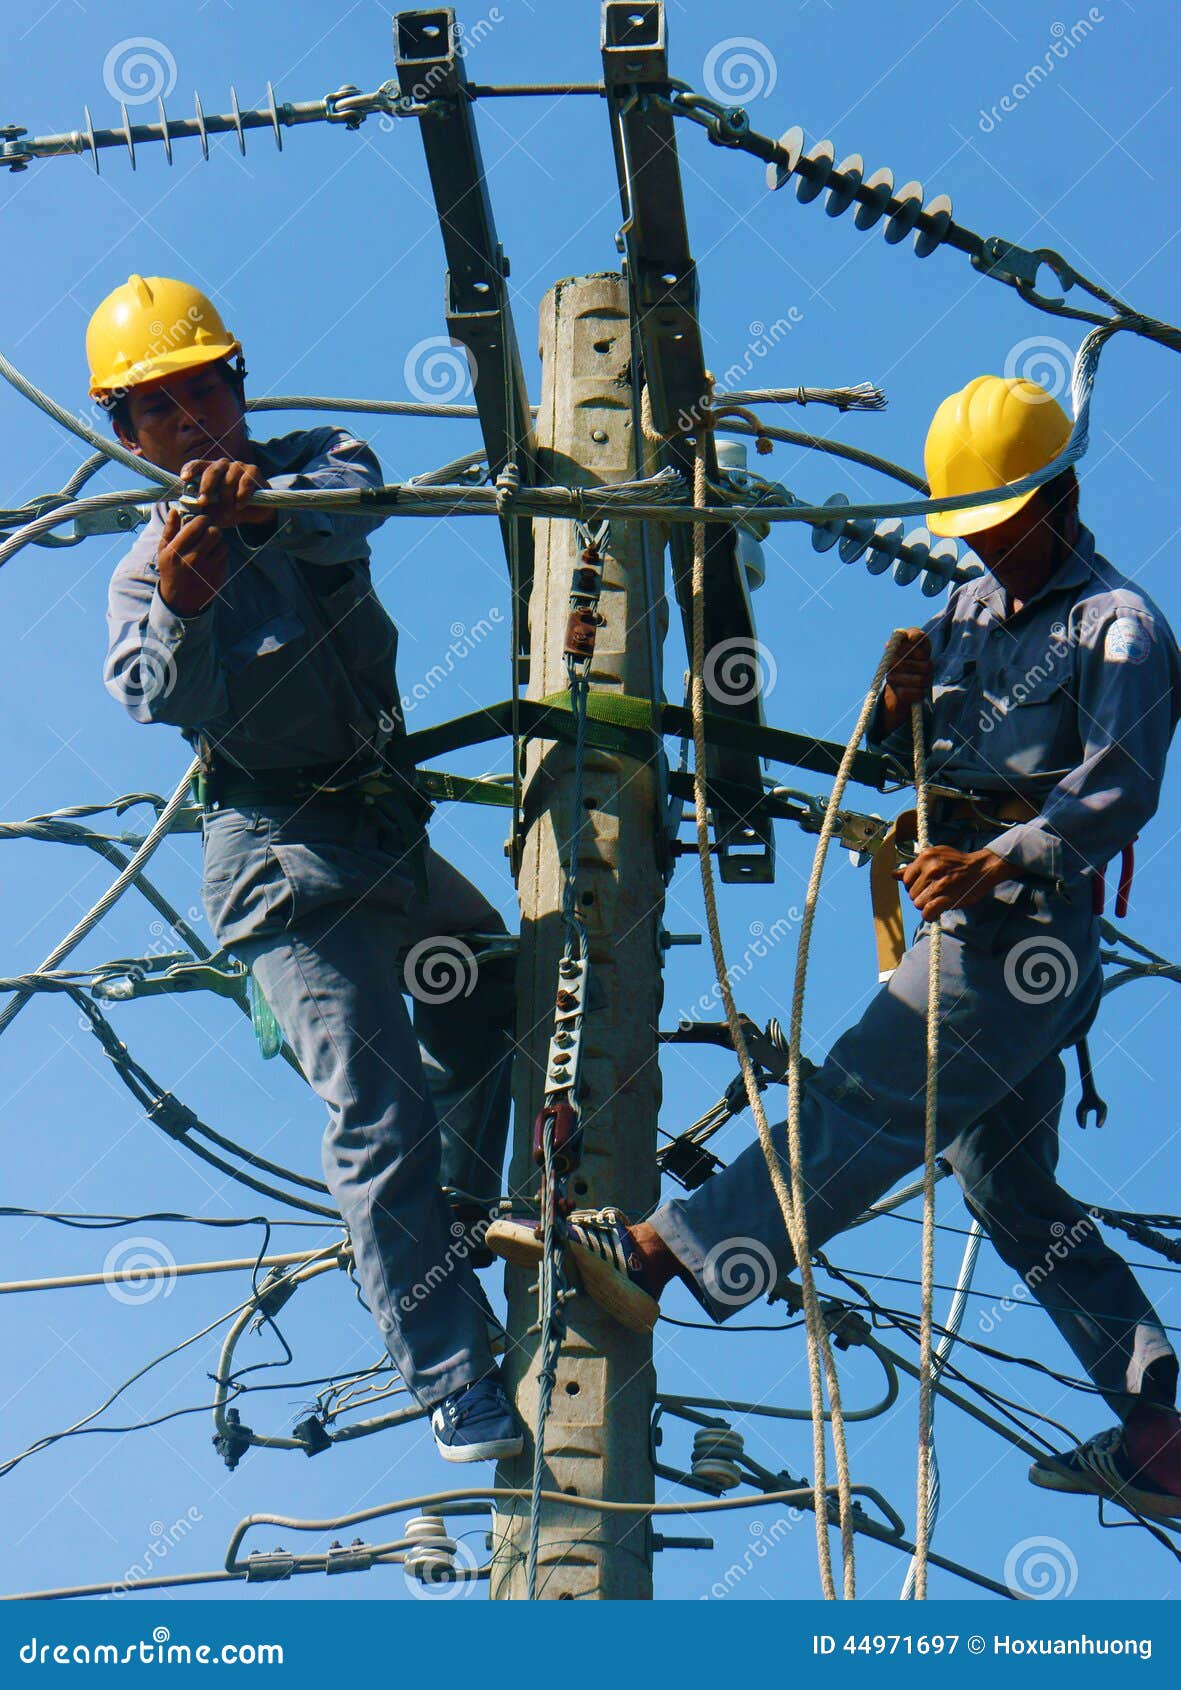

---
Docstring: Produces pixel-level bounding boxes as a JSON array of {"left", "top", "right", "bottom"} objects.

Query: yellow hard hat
[
  {"left": 86, "top": 274, "right": 241, "bottom": 398},
  {"left": 924, "top": 374, "right": 1072, "bottom": 538}
]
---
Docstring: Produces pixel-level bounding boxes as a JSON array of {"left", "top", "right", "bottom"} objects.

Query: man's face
[
  {"left": 116, "top": 364, "right": 249, "bottom": 472},
  {"left": 967, "top": 487, "right": 1060, "bottom": 579}
]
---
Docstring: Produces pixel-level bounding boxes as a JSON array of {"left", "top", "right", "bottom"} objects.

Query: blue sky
[{"left": 1, "top": 0, "right": 1180, "bottom": 1606}]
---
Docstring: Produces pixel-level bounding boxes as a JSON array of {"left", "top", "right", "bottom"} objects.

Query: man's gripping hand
[
  {"left": 878, "top": 627, "right": 933, "bottom": 737},
  {"left": 896, "top": 845, "right": 1014, "bottom": 920},
  {"left": 180, "top": 458, "right": 275, "bottom": 531},
  {"left": 156, "top": 507, "right": 227, "bottom": 618}
]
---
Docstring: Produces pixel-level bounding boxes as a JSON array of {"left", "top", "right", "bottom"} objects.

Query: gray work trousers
[
  {"left": 199, "top": 796, "right": 514, "bottom": 1407},
  {"left": 650, "top": 874, "right": 1176, "bottom": 1420}
]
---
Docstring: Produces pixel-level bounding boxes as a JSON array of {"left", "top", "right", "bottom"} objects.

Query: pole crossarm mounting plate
[
  {"left": 395, "top": 8, "right": 540, "bottom": 658},
  {"left": 601, "top": 0, "right": 774, "bottom": 884}
]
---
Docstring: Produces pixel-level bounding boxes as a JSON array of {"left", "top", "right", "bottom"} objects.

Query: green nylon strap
[
  {"left": 401, "top": 692, "right": 891, "bottom": 791},
  {"left": 417, "top": 770, "right": 515, "bottom": 808}
]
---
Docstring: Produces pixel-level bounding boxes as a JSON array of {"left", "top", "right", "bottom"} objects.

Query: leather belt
[{"left": 869, "top": 792, "right": 1040, "bottom": 982}]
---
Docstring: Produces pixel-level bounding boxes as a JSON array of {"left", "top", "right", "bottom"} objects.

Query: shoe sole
[
  {"left": 435, "top": 1434, "right": 524, "bottom": 1464},
  {"left": 1029, "top": 1461, "right": 1181, "bottom": 1518},
  {"left": 484, "top": 1219, "right": 659, "bottom": 1335}
]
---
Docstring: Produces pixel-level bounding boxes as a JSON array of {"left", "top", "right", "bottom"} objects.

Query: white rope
[{"left": 908, "top": 694, "right": 941, "bottom": 1600}]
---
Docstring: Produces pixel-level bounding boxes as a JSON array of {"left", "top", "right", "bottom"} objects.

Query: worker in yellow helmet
[
  {"left": 487, "top": 373, "right": 1181, "bottom": 1520},
  {"left": 96, "top": 276, "right": 523, "bottom": 1464}
]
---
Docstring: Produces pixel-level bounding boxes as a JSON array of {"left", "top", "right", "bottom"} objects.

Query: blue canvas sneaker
[{"left": 431, "top": 1373, "right": 523, "bottom": 1464}]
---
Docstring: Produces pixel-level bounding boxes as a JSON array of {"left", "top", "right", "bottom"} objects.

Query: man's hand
[
  {"left": 877, "top": 627, "right": 932, "bottom": 736},
  {"left": 156, "top": 507, "right": 227, "bottom": 617},
  {"left": 895, "top": 845, "right": 1014, "bottom": 920},
  {"left": 180, "top": 458, "right": 275, "bottom": 530}
]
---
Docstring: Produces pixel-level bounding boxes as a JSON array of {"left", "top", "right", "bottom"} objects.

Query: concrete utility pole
[{"left": 490, "top": 272, "right": 668, "bottom": 1601}]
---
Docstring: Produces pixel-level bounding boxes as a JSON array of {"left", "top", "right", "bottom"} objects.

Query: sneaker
[
  {"left": 431, "top": 1374, "right": 523, "bottom": 1464},
  {"left": 1029, "top": 1423, "right": 1181, "bottom": 1519},
  {"left": 483, "top": 1207, "right": 658, "bottom": 1334}
]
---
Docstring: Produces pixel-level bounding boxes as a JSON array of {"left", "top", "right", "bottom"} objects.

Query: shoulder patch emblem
[{"left": 1104, "top": 614, "right": 1153, "bottom": 665}]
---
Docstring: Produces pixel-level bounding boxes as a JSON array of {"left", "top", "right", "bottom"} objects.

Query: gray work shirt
[
  {"left": 103, "top": 426, "right": 400, "bottom": 773},
  {"left": 867, "top": 521, "right": 1181, "bottom": 891}
]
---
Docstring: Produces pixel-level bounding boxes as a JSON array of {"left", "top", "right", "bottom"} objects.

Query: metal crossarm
[
  {"left": 601, "top": 0, "right": 774, "bottom": 883},
  {"left": 395, "top": 8, "right": 540, "bottom": 660}
]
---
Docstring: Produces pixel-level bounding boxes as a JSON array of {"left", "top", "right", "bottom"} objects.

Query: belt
[
  {"left": 869, "top": 791, "right": 1040, "bottom": 982},
  {"left": 929, "top": 792, "right": 1041, "bottom": 828},
  {"left": 191, "top": 741, "right": 433, "bottom": 894}
]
